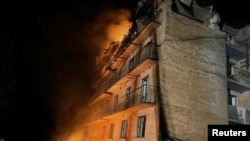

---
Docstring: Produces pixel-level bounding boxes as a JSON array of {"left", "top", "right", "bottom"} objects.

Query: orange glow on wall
[{"left": 106, "top": 20, "right": 132, "bottom": 42}]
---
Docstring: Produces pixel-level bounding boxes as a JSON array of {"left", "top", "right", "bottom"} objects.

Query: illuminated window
[
  {"left": 128, "top": 57, "right": 135, "bottom": 72},
  {"left": 109, "top": 123, "right": 115, "bottom": 139},
  {"left": 125, "top": 87, "right": 131, "bottom": 108},
  {"left": 114, "top": 95, "right": 118, "bottom": 112},
  {"left": 141, "top": 76, "right": 148, "bottom": 102},
  {"left": 137, "top": 116, "right": 146, "bottom": 137},
  {"left": 120, "top": 120, "right": 128, "bottom": 138}
]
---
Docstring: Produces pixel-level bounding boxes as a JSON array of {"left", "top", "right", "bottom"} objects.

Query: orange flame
[{"left": 106, "top": 19, "right": 132, "bottom": 42}]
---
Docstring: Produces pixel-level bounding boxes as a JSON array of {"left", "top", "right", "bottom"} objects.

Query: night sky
[{"left": 0, "top": 0, "right": 249, "bottom": 141}]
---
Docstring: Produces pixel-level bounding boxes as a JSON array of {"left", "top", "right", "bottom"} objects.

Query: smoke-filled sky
[{"left": 0, "top": 0, "right": 249, "bottom": 141}]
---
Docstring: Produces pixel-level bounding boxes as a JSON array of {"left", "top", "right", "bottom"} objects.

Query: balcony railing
[
  {"left": 228, "top": 105, "right": 250, "bottom": 124},
  {"left": 95, "top": 43, "right": 158, "bottom": 96},
  {"left": 227, "top": 67, "right": 250, "bottom": 89},
  {"left": 109, "top": 5, "right": 161, "bottom": 62},
  {"left": 104, "top": 85, "right": 156, "bottom": 117},
  {"left": 86, "top": 85, "right": 156, "bottom": 124},
  {"left": 227, "top": 44, "right": 248, "bottom": 61}
]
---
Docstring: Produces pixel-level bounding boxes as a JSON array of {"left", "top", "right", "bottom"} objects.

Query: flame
[
  {"left": 95, "top": 8, "right": 132, "bottom": 50},
  {"left": 105, "top": 8, "right": 132, "bottom": 42},
  {"left": 106, "top": 19, "right": 132, "bottom": 42}
]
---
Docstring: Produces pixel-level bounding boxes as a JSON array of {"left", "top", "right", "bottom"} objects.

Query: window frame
[
  {"left": 120, "top": 120, "right": 128, "bottom": 138},
  {"left": 228, "top": 94, "right": 237, "bottom": 106},
  {"left": 128, "top": 57, "right": 135, "bottom": 72},
  {"left": 141, "top": 76, "right": 149, "bottom": 102},
  {"left": 137, "top": 115, "right": 146, "bottom": 137},
  {"left": 125, "top": 87, "right": 131, "bottom": 108}
]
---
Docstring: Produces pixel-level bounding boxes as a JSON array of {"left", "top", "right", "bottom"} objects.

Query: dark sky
[
  {"left": 209, "top": 0, "right": 249, "bottom": 28},
  {"left": 0, "top": 0, "right": 249, "bottom": 141}
]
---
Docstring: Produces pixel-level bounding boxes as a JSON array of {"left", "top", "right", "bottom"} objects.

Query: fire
[
  {"left": 106, "top": 19, "right": 132, "bottom": 42},
  {"left": 105, "top": 8, "right": 132, "bottom": 42},
  {"left": 96, "top": 8, "right": 132, "bottom": 50}
]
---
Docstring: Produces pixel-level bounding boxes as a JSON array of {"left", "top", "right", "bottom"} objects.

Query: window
[
  {"left": 114, "top": 95, "right": 118, "bottom": 112},
  {"left": 141, "top": 76, "right": 148, "bottom": 102},
  {"left": 137, "top": 116, "right": 146, "bottom": 137},
  {"left": 228, "top": 94, "right": 237, "bottom": 106},
  {"left": 109, "top": 123, "right": 115, "bottom": 139},
  {"left": 230, "top": 65, "right": 236, "bottom": 76},
  {"left": 120, "top": 120, "right": 128, "bottom": 138},
  {"left": 125, "top": 87, "right": 131, "bottom": 108},
  {"left": 128, "top": 57, "right": 135, "bottom": 72}
]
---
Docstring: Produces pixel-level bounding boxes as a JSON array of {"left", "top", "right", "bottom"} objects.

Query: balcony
[
  {"left": 228, "top": 105, "right": 250, "bottom": 124},
  {"left": 227, "top": 43, "right": 248, "bottom": 61},
  {"left": 109, "top": 43, "right": 157, "bottom": 88},
  {"left": 227, "top": 67, "right": 250, "bottom": 92},
  {"left": 89, "top": 43, "right": 158, "bottom": 105},
  {"left": 106, "top": 85, "right": 156, "bottom": 115},
  {"left": 91, "top": 6, "right": 161, "bottom": 89},
  {"left": 86, "top": 85, "right": 156, "bottom": 124},
  {"left": 128, "top": 42, "right": 157, "bottom": 74}
]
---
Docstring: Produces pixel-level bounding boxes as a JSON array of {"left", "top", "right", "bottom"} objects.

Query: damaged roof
[{"left": 172, "top": 0, "right": 249, "bottom": 28}]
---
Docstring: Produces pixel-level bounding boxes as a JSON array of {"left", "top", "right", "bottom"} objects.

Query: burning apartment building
[{"left": 82, "top": 0, "right": 250, "bottom": 141}]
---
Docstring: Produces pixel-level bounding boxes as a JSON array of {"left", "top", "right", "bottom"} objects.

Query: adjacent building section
[
  {"left": 157, "top": 0, "right": 227, "bottom": 140},
  {"left": 223, "top": 24, "right": 250, "bottom": 125}
]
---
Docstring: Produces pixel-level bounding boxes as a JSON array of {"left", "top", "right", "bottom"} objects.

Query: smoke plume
[
  {"left": 41, "top": 3, "right": 132, "bottom": 141},
  {"left": 0, "top": 1, "right": 134, "bottom": 141}
]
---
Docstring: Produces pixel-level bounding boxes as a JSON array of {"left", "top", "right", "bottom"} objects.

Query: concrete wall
[
  {"left": 156, "top": 0, "right": 228, "bottom": 140},
  {"left": 236, "top": 91, "right": 250, "bottom": 109}
]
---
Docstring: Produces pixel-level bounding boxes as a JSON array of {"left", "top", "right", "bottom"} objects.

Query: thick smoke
[
  {"left": 41, "top": 3, "right": 132, "bottom": 141},
  {"left": 0, "top": 1, "right": 134, "bottom": 141}
]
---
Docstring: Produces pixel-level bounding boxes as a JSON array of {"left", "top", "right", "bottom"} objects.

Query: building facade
[
  {"left": 82, "top": 0, "right": 249, "bottom": 141},
  {"left": 223, "top": 24, "right": 250, "bottom": 125},
  {"left": 83, "top": 0, "right": 161, "bottom": 140}
]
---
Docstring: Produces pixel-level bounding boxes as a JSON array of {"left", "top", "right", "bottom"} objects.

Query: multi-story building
[
  {"left": 223, "top": 24, "right": 250, "bottom": 125},
  {"left": 83, "top": 1, "right": 162, "bottom": 140},
  {"left": 82, "top": 0, "right": 249, "bottom": 141}
]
